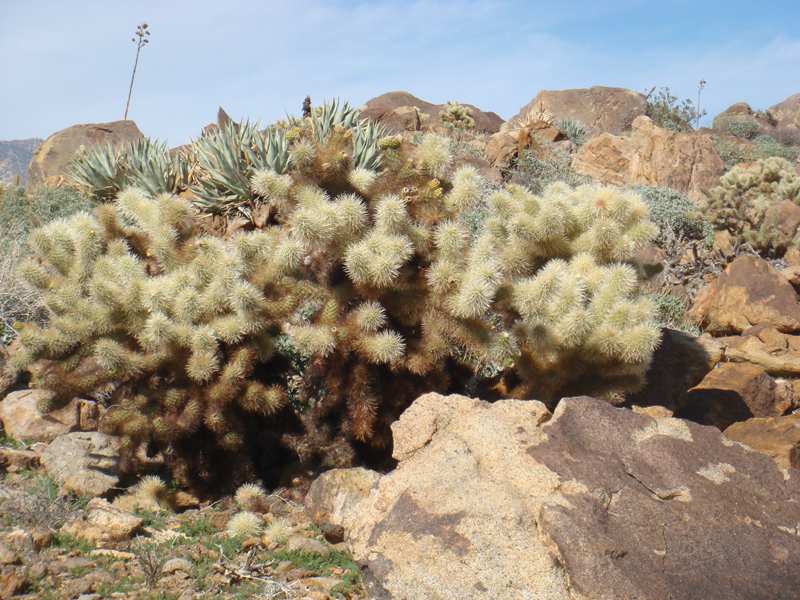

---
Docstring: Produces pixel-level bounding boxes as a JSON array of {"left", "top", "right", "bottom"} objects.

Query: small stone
[
  {"left": 77, "top": 594, "right": 102, "bottom": 600},
  {"left": 161, "top": 558, "right": 193, "bottom": 575},
  {"left": 275, "top": 560, "right": 295, "bottom": 575},
  {"left": 90, "top": 549, "right": 135, "bottom": 560},
  {"left": 62, "top": 578, "right": 92, "bottom": 599},
  {"left": 0, "top": 541, "right": 19, "bottom": 565},
  {"left": 29, "top": 562, "right": 48, "bottom": 578},
  {"left": 57, "top": 556, "right": 93, "bottom": 571},
  {"left": 285, "top": 535, "right": 330, "bottom": 555},
  {"left": 283, "top": 568, "right": 319, "bottom": 581}
]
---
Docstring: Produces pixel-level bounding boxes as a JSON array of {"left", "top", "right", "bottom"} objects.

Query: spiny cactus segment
[{"left": 439, "top": 100, "right": 475, "bottom": 130}]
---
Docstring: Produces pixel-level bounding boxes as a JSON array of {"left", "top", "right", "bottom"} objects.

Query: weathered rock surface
[
  {"left": 26, "top": 120, "right": 143, "bottom": 190},
  {"left": 483, "top": 122, "right": 568, "bottom": 169},
  {"left": 502, "top": 86, "right": 648, "bottom": 137},
  {"left": 719, "top": 325, "right": 800, "bottom": 376},
  {"left": 309, "top": 393, "right": 800, "bottom": 600},
  {"left": 40, "top": 432, "right": 120, "bottom": 497},
  {"left": 0, "top": 138, "right": 43, "bottom": 186},
  {"left": 725, "top": 413, "right": 800, "bottom": 470},
  {"left": 0, "top": 390, "right": 103, "bottom": 443},
  {"left": 0, "top": 344, "right": 18, "bottom": 399},
  {"left": 768, "top": 92, "right": 800, "bottom": 138},
  {"left": 572, "top": 116, "right": 726, "bottom": 202},
  {"left": 0, "top": 390, "right": 69, "bottom": 442},
  {"left": 305, "top": 467, "right": 380, "bottom": 542},
  {"left": 681, "top": 363, "right": 798, "bottom": 430},
  {"left": 363, "top": 91, "right": 504, "bottom": 133},
  {"left": 85, "top": 498, "right": 143, "bottom": 541},
  {"left": 688, "top": 254, "right": 800, "bottom": 335}
]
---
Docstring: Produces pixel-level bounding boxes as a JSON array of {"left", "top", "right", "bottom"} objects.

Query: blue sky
[{"left": 2, "top": 0, "right": 800, "bottom": 146}]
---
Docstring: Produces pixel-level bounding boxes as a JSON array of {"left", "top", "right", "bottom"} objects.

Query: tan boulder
[
  {"left": 312, "top": 392, "right": 800, "bottom": 600},
  {"left": 305, "top": 467, "right": 380, "bottom": 541},
  {"left": 768, "top": 92, "right": 800, "bottom": 141},
  {"left": 26, "top": 120, "right": 143, "bottom": 190},
  {"left": 0, "top": 390, "right": 69, "bottom": 443},
  {"left": 572, "top": 116, "right": 726, "bottom": 202},
  {"left": 688, "top": 255, "right": 800, "bottom": 335},
  {"left": 724, "top": 413, "right": 800, "bottom": 471},
  {"left": 363, "top": 91, "right": 504, "bottom": 133},
  {"left": 40, "top": 432, "right": 120, "bottom": 497},
  {"left": 681, "top": 363, "right": 798, "bottom": 430},
  {"left": 502, "top": 86, "right": 648, "bottom": 137}
]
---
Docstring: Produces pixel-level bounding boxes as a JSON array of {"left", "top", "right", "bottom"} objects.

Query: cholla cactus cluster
[
  {"left": 702, "top": 157, "right": 800, "bottom": 254},
  {"left": 439, "top": 100, "right": 475, "bottom": 130},
  {"left": 18, "top": 103, "right": 662, "bottom": 487},
  {"left": 13, "top": 189, "right": 292, "bottom": 487}
]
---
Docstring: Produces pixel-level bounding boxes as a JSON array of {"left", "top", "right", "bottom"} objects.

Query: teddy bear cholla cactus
[
  {"left": 439, "top": 100, "right": 475, "bottom": 130},
  {"left": 14, "top": 189, "right": 292, "bottom": 488},
  {"left": 702, "top": 156, "right": 800, "bottom": 255},
  {"left": 250, "top": 128, "right": 660, "bottom": 458}
]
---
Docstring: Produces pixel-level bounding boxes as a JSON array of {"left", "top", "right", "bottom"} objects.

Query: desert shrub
[
  {"left": 701, "top": 156, "right": 800, "bottom": 255},
  {"left": 632, "top": 185, "right": 713, "bottom": 245},
  {"left": 713, "top": 113, "right": 761, "bottom": 140},
  {"left": 646, "top": 87, "right": 705, "bottom": 132},
  {"left": 510, "top": 148, "right": 592, "bottom": 194},
  {"left": 713, "top": 135, "right": 800, "bottom": 170},
  {"left": 776, "top": 127, "right": 800, "bottom": 147},
  {"left": 557, "top": 118, "right": 588, "bottom": 148},
  {"left": 16, "top": 109, "right": 662, "bottom": 487},
  {"left": 752, "top": 135, "right": 800, "bottom": 163}
]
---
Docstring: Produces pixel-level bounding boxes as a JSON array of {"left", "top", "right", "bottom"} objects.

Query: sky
[{"left": 2, "top": 0, "right": 800, "bottom": 147}]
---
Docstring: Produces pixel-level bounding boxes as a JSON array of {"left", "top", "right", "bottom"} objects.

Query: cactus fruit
[{"left": 702, "top": 157, "right": 800, "bottom": 255}]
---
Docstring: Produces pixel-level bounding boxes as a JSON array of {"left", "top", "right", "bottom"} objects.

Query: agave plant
[
  {"left": 190, "top": 120, "right": 290, "bottom": 213},
  {"left": 309, "top": 98, "right": 362, "bottom": 143},
  {"left": 69, "top": 143, "right": 129, "bottom": 201},
  {"left": 126, "top": 138, "right": 191, "bottom": 196}
]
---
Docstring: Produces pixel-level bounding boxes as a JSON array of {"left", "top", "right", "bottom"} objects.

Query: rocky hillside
[{"left": 0, "top": 139, "right": 43, "bottom": 186}]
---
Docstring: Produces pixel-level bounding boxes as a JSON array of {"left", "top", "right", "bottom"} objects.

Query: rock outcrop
[
  {"left": 502, "top": 86, "right": 649, "bottom": 137},
  {"left": 688, "top": 255, "right": 800, "bottom": 335},
  {"left": 725, "top": 413, "right": 800, "bottom": 471},
  {"left": 40, "top": 432, "right": 120, "bottom": 497},
  {"left": 26, "top": 121, "right": 143, "bottom": 190},
  {"left": 768, "top": 92, "right": 800, "bottom": 140},
  {"left": 308, "top": 393, "right": 800, "bottom": 600},
  {"left": 572, "top": 115, "right": 726, "bottom": 202},
  {"left": 363, "top": 91, "right": 504, "bottom": 133}
]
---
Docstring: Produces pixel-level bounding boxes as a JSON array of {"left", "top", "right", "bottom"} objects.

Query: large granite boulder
[
  {"left": 572, "top": 115, "right": 726, "bottom": 202},
  {"left": 0, "top": 389, "right": 102, "bottom": 443},
  {"left": 688, "top": 255, "right": 800, "bottom": 335},
  {"left": 26, "top": 120, "right": 143, "bottom": 190},
  {"left": 308, "top": 393, "right": 800, "bottom": 600},
  {"left": 502, "top": 86, "right": 649, "bottom": 137},
  {"left": 363, "top": 91, "right": 504, "bottom": 133}
]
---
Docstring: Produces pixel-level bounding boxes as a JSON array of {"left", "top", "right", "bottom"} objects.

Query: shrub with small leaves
[
  {"left": 713, "top": 113, "right": 761, "bottom": 140},
  {"left": 632, "top": 185, "right": 713, "bottom": 244},
  {"left": 510, "top": 148, "right": 592, "bottom": 195}
]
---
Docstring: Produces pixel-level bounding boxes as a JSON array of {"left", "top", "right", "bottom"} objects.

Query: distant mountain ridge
[{"left": 0, "top": 138, "right": 44, "bottom": 185}]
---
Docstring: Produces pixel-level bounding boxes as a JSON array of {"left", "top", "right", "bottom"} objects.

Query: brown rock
[
  {"left": 626, "top": 328, "right": 722, "bottom": 414},
  {"left": 724, "top": 413, "right": 800, "bottom": 470},
  {"left": 333, "top": 393, "right": 800, "bottom": 600},
  {"left": 572, "top": 116, "right": 726, "bottom": 203},
  {"left": 0, "top": 447, "right": 39, "bottom": 472},
  {"left": 0, "top": 541, "right": 19, "bottom": 565},
  {"left": 483, "top": 132, "right": 518, "bottom": 168},
  {"left": 688, "top": 254, "right": 800, "bottom": 335},
  {"left": 502, "top": 86, "right": 648, "bottom": 137},
  {"left": 719, "top": 326, "right": 800, "bottom": 377},
  {"left": 681, "top": 363, "right": 797, "bottom": 430},
  {"left": 765, "top": 199, "right": 800, "bottom": 241},
  {"left": 363, "top": 91, "right": 504, "bottom": 133},
  {"left": 781, "top": 264, "right": 800, "bottom": 292},
  {"left": 26, "top": 120, "right": 143, "bottom": 190}
]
